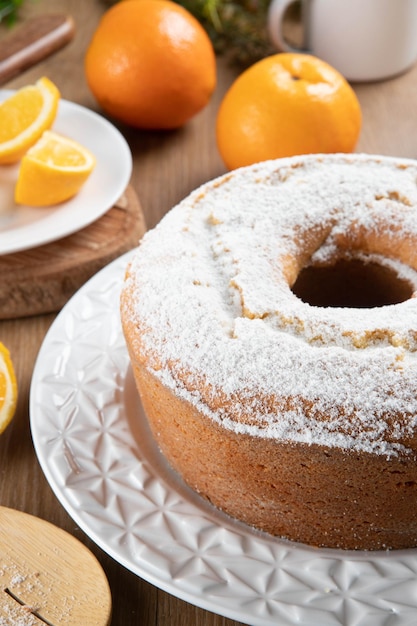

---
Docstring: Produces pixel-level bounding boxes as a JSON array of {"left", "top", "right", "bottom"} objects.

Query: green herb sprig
[
  {"left": 0, "top": 0, "right": 24, "bottom": 26},
  {"left": 176, "top": 0, "right": 275, "bottom": 65}
]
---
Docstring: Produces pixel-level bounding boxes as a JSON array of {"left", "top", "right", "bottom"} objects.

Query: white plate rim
[
  {"left": 0, "top": 91, "right": 132, "bottom": 255},
  {"left": 29, "top": 251, "right": 417, "bottom": 626}
]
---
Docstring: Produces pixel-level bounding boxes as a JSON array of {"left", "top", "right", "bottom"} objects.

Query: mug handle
[{"left": 267, "top": 0, "right": 307, "bottom": 53}]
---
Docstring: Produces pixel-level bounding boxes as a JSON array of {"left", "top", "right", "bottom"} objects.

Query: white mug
[{"left": 267, "top": 0, "right": 417, "bottom": 82}]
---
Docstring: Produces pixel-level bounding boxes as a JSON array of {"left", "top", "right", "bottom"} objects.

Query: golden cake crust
[
  {"left": 121, "top": 154, "right": 417, "bottom": 550},
  {"left": 131, "top": 360, "right": 417, "bottom": 550}
]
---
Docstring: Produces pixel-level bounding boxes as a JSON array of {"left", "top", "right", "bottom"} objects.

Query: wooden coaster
[
  {"left": 0, "top": 185, "right": 146, "bottom": 319},
  {"left": 0, "top": 506, "right": 112, "bottom": 626}
]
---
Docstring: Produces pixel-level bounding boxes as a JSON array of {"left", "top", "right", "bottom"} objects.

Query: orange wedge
[
  {"left": 0, "top": 77, "right": 60, "bottom": 164},
  {"left": 0, "top": 342, "right": 18, "bottom": 435},
  {"left": 15, "top": 130, "right": 96, "bottom": 206}
]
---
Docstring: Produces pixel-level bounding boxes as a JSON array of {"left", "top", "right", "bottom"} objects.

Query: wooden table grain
[{"left": 1, "top": 1, "right": 417, "bottom": 625}]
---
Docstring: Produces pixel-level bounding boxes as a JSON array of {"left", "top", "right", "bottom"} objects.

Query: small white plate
[
  {"left": 30, "top": 251, "right": 417, "bottom": 626},
  {"left": 0, "top": 92, "right": 132, "bottom": 255}
]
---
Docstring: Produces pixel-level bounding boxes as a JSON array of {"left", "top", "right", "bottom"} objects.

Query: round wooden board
[
  {"left": 0, "top": 185, "right": 146, "bottom": 319},
  {"left": 0, "top": 506, "right": 112, "bottom": 626}
]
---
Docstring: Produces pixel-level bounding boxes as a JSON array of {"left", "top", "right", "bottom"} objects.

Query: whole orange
[
  {"left": 85, "top": 0, "right": 216, "bottom": 129},
  {"left": 216, "top": 53, "right": 361, "bottom": 170}
]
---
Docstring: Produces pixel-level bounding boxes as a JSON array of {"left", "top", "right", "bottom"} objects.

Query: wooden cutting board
[
  {"left": 0, "top": 185, "right": 146, "bottom": 319},
  {"left": 0, "top": 14, "right": 76, "bottom": 86},
  {"left": 0, "top": 506, "right": 112, "bottom": 625}
]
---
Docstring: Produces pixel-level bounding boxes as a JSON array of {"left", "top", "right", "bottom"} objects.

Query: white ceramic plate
[
  {"left": 30, "top": 251, "right": 417, "bottom": 626},
  {"left": 0, "top": 92, "right": 132, "bottom": 255}
]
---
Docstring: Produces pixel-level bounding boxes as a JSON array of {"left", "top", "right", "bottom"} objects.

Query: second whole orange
[
  {"left": 216, "top": 53, "right": 362, "bottom": 170},
  {"left": 85, "top": 0, "right": 217, "bottom": 130}
]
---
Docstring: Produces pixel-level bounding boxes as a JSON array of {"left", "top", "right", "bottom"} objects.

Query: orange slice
[
  {"left": 0, "top": 77, "right": 60, "bottom": 165},
  {"left": 0, "top": 342, "right": 18, "bottom": 435},
  {"left": 15, "top": 130, "right": 96, "bottom": 206}
]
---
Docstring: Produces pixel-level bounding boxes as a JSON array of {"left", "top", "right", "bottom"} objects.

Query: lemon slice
[
  {"left": 0, "top": 342, "right": 18, "bottom": 434},
  {"left": 0, "top": 77, "right": 60, "bottom": 164},
  {"left": 15, "top": 130, "right": 96, "bottom": 206}
]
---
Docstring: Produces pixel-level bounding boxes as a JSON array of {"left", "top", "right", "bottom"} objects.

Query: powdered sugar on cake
[{"left": 122, "top": 154, "right": 417, "bottom": 457}]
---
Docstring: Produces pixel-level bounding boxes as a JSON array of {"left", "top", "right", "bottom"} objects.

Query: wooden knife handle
[{"left": 0, "top": 14, "right": 75, "bottom": 86}]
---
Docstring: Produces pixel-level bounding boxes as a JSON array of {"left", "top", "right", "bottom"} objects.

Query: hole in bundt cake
[{"left": 292, "top": 256, "right": 414, "bottom": 308}]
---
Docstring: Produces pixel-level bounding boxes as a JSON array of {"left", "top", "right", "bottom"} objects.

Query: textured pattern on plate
[{"left": 30, "top": 251, "right": 417, "bottom": 626}]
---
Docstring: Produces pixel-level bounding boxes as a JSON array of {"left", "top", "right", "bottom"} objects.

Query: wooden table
[{"left": 1, "top": 1, "right": 417, "bottom": 624}]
